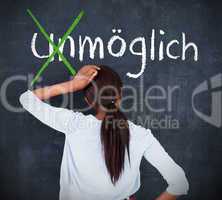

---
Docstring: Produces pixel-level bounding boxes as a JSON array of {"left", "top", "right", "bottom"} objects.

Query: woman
[{"left": 19, "top": 65, "right": 189, "bottom": 200}]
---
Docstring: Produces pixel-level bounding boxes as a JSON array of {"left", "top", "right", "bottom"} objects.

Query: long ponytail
[
  {"left": 83, "top": 65, "right": 130, "bottom": 184},
  {"left": 101, "top": 99, "right": 130, "bottom": 185}
]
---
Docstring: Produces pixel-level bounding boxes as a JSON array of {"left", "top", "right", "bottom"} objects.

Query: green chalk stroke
[{"left": 27, "top": 9, "right": 85, "bottom": 86}]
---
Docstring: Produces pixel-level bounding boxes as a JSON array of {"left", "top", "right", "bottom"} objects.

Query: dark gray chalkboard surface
[{"left": 0, "top": 0, "right": 222, "bottom": 200}]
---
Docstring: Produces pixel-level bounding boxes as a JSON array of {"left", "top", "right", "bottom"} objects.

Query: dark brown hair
[{"left": 83, "top": 65, "right": 130, "bottom": 184}]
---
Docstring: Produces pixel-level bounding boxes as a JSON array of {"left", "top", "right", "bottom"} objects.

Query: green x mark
[{"left": 27, "top": 9, "right": 85, "bottom": 86}]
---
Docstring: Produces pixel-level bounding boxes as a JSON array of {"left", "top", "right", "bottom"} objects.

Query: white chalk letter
[
  {"left": 58, "top": 36, "right": 75, "bottom": 61},
  {"left": 107, "top": 35, "right": 126, "bottom": 57},
  {"left": 166, "top": 40, "right": 180, "bottom": 59},
  {"left": 182, "top": 32, "right": 198, "bottom": 61},
  {"left": 79, "top": 36, "right": 104, "bottom": 61},
  {"left": 127, "top": 37, "right": 147, "bottom": 78},
  {"left": 31, "top": 33, "right": 54, "bottom": 62}
]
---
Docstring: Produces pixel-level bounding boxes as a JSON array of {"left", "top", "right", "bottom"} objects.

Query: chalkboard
[{"left": 0, "top": 0, "right": 222, "bottom": 200}]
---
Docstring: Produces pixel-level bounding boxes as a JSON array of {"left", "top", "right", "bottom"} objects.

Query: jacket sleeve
[{"left": 143, "top": 129, "right": 189, "bottom": 196}]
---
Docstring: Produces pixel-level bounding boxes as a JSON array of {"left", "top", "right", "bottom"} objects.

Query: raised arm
[
  {"left": 19, "top": 65, "right": 100, "bottom": 134},
  {"left": 33, "top": 65, "right": 100, "bottom": 100},
  {"left": 143, "top": 130, "right": 189, "bottom": 200}
]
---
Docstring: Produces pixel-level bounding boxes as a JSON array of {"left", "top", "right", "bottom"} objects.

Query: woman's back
[{"left": 59, "top": 112, "right": 153, "bottom": 200}]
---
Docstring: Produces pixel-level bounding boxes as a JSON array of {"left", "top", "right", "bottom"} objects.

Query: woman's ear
[{"left": 115, "top": 97, "right": 121, "bottom": 109}]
